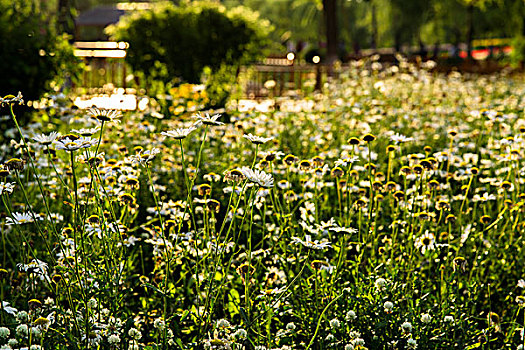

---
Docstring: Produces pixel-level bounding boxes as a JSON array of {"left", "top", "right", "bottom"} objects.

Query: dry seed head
[
  {"left": 480, "top": 215, "right": 491, "bottom": 225},
  {"left": 28, "top": 299, "right": 42, "bottom": 310},
  {"left": 500, "top": 181, "right": 512, "bottom": 190},
  {"left": 87, "top": 215, "right": 100, "bottom": 225},
  {"left": 206, "top": 199, "right": 220, "bottom": 213},
  {"left": 5, "top": 158, "right": 25, "bottom": 171},
  {"left": 386, "top": 144, "right": 397, "bottom": 152},
  {"left": 197, "top": 184, "right": 212, "bottom": 196},
  {"left": 283, "top": 154, "right": 297, "bottom": 165},
  {"left": 386, "top": 181, "right": 397, "bottom": 191},
  {"left": 348, "top": 137, "right": 361, "bottom": 145},
  {"left": 428, "top": 180, "right": 440, "bottom": 189},
  {"left": 445, "top": 214, "right": 456, "bottom": 223},
  {"left": 331, "top": 167, "right": 344, "bottom": 178},
  {"left": 363, "top": 134, "right": 376, "bottom": 142},
  {"left": 412, "top": 164, "right": 424, "bottom": 174}
]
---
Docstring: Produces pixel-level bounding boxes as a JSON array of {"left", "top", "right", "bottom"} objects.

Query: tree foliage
[
  {"left": 107, "top": 1, "right": 272, "bottom": 85},
  {"left": 0, "top": 0, "right": 79, "bottom": 102},
  {"left": 224, "top": 0, "right": 524, "bottom": 57}
]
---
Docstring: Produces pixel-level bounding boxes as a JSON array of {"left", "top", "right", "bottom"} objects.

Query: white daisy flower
[
  {"left": 193, "top": 112, "right": 224, "bottom": 126},
  {"left": 291, "top": 235, "right": 332, "bottom": 250},
  {"left": 6, "top": 212, "right": 37, "bottom": 225},
  {"left": 2, "top": 301, "right": 18, "bottom": 316},
  {"left": 161, "top": 125, "right": 198, "bottom": 140},
  {"left": 87, "top": 108, "right": 121, "bottom": 123},
  {"left": 70, "top": 126, "right": 101, "bottom": 137},
  {"left": 0, "top": 91, "right": 23, "bottom": 106},
  {"left": 239, "top": 166, "right": 274, "bottom": 188},
  {"left": 0, "top": 182, "right": 15, "bottom": 196},
  {"left": 390, "top": 133, "right": 414, "bottom": 144},
  {"left": 32, "top": 132, "right": 60, "bottom": 146},
  {"left": 414, "top": 231, "right": 436, "bottom": 254},
  {"left": 243, "top": 133, "right": 274, "bottom": 145},
  {"left": 17, "top": 259, "right": 48, "bottom": 278},
  {"left": 130, "top": 148, "right": 161, "bottom": 166},
  {"left": 54, "top": 136, "right": 98, "bottom": 152}
]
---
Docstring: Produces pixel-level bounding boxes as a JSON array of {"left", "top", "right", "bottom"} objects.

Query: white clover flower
[
  {"left": 421, "top": 313, "right": 432, "bottom": 323},
  {"left": 375, "top": 277, "right": 388, "bottom": 290},
  {"left": 401, "top": 321, "right": 413, "bottom": 333},
  {"left": 352, "top": 338, "right": 365, "bottom": 346},
  {"left": 384, "top": 301, "right": 394, "bottom": 313},
  {"left": 407, "top": 338, "right": 417, "bottom": 349},
  {"left": 0, "top": 327, "right": 9, "bottom": 338},
  {"left": 16, "top": 324, "right": 28, "bottom": 337},
  {"left": 444, "top": 315, "right": 454, "bottom": 324},
  {"left": 7, "top": 338, "right": 18, "bottom": 348},
  {"left": 161, "top": 125, "right": 198, "bottom": 140},
  {"left": 30, "top": 326, "right": 41, "bottom": 338},
  {"left": 216, "top": 319, "right": 230, "bottom": 329},
  {"left": 128, "top": 328, "right": 142, "bottom": 340},
  {"left": 16, "top": 311, "right": 29, "bottom": 323},
  {"left": 108, "top": 334, "right": 121, "bottom": 345},
  {"left": 329, "top": 318, "right": 340, "bottom": 329},
  {"left": 346, "top": 310, "right": 357, "bottom": 321},
  {"left": 233, "top": 329, "right": 247, "bottom": 339},
  {"left": 243, "top": 133, "right": 274, "bottom": 145},
  {"left": 286, "top": 322, "right": 296, "bottom": 331},
  {"left": 153, "top": 318, "right": 165, "bottom": 330},
  {"left": 239, "top": 166, "right": 274, "bottom": 188},
  {"left": 87, "top": 298, "right": 97, "bottom": 309},
  {"left": 32, "top": 131, "right": 60, "bottom": 145}
]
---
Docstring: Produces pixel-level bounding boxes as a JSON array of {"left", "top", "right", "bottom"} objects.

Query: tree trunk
[
  {"left": 466, "top": 4, "right": 474, "bottom": 60},
  {"left": 371, "top": 1, "right": 377, "bottom": 49},
  {"left": 323, "top": 0, "right": 338, "bottom": 66},
  {"left": 57, "top": 0, "right": 75, "bottom": 36}
]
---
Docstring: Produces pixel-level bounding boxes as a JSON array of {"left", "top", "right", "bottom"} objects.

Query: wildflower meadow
[{"left": 1, "top": 60, "right": 525, "bottom": 350}]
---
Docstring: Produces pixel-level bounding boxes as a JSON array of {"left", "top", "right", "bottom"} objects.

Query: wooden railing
[
  {"left": 241, "top": 63, "right": 330, "bottom": 98},
  {"left": 73, "top": 41, "right": 131, "bottom": 90}
]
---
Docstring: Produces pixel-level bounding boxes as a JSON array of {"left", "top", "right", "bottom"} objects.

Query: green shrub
[
  {"left": 107, "top": 1, "right": 271, "bottom": 107},
  {"left": 510, "top": 35, "right": 525, "bottom": 68},
  {"left": 0, "top": 0, "right": 79, "bottom": 102}
]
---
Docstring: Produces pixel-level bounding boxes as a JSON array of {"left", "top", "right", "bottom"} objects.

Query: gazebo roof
[
  {"left": 75, "top": 5, "right": 125, "bottom": 27},
  {"left": 75, "top": 3, "right": 153, "bottom": 27}
]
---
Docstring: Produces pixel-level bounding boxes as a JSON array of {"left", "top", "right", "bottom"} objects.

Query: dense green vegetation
[
  {"left": 107, "top": 1, "right": 271, "bottom": 107},
  {"left": 0, "top": 0, "right": 78, "bottom": 103},
  {"left": 1, "top": 61, "right": 524, "bottom": 349}
]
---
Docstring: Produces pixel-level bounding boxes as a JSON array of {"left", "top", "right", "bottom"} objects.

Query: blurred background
[{"left": 1, "top": 0, "right": 524, "bottom": 111}]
